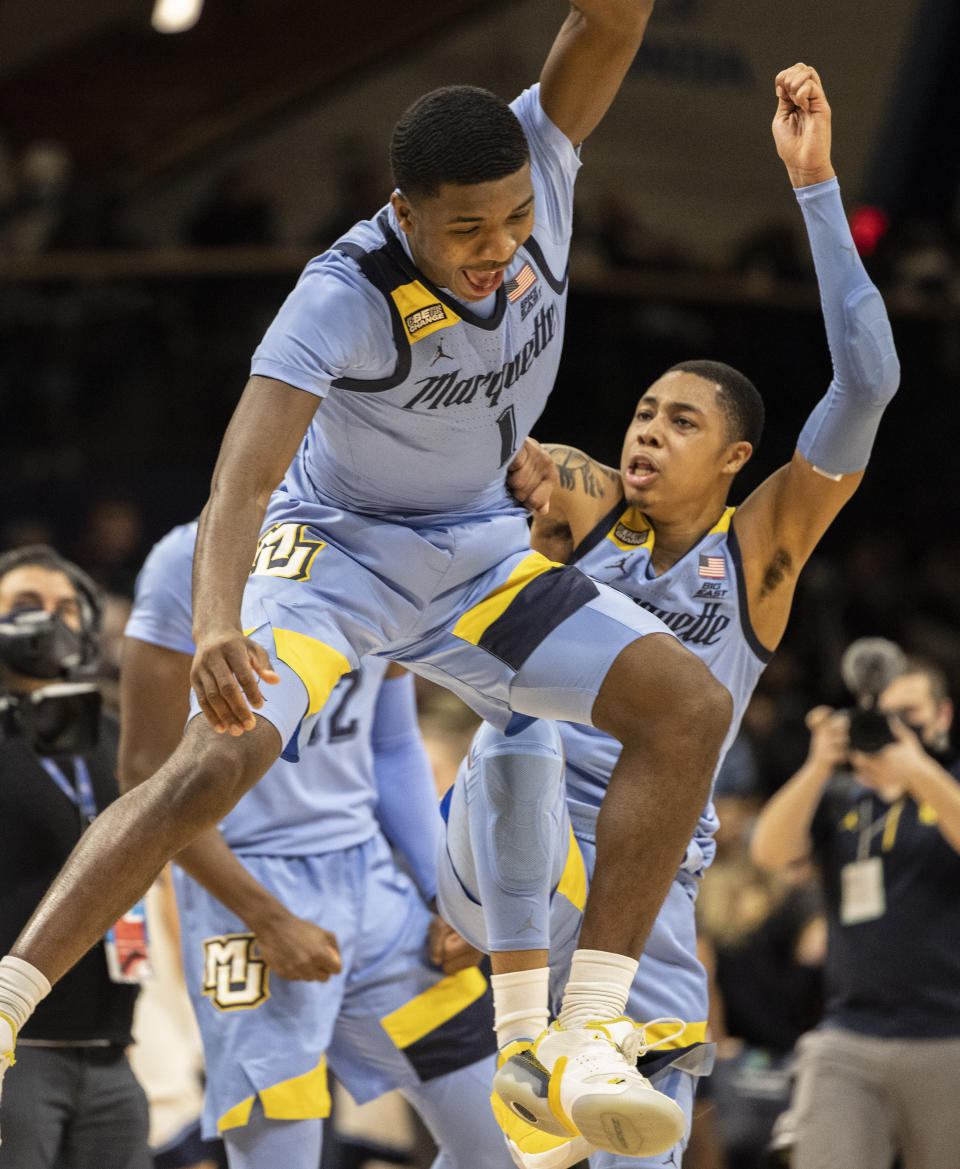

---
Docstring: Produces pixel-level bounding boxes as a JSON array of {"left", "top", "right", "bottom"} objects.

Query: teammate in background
[
  {"left": 750, "top": 653, "right": 960, "bottom": 1169},
  {"left": 437, "top": 63, "right": 901, "bottom": 1168},
  {"left": 0, "top": 3, "right": 738, "bottom": 1160},
  {"left": 119, "top": 520, "right": 513, "bottom": 1169}
]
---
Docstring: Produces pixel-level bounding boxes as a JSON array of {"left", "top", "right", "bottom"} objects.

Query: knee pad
[{"left": 469, "top": 721, "right": 565, "bottom": 895}]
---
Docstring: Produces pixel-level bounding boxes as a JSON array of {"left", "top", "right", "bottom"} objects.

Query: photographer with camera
[
  {"left": 0, "top": 546, "right": 150, "bottom": 1169},
  {"left": 750, "top": 639, "right": 960, "bottom": 1169}
]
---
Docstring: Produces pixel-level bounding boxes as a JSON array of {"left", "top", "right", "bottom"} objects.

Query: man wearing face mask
[
  {"left": 0, "top": 546, "right": 150, "bottom": 1169},
  {"left": 750, "top": 644, "right": 960, "bottom": 1169}
]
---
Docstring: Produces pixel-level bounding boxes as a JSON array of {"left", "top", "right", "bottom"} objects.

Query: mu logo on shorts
[{"left": 202, "top": 934, "right": 270, "bottom": 1011}]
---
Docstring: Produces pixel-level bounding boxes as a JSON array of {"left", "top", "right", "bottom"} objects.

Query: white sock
[
  {"left": 0, "top": 955, "right": 51, "bottom": 1041},
  {"left": 557, "top": 948, "right": 638, "bottom": 1030},
  {"left": 491, "top": 967, "right": 550, "bottom": 1048}
]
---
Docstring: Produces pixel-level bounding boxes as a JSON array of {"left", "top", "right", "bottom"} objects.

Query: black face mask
[{"left": 0, "top": 607, "right": 87, "bottom": 680}]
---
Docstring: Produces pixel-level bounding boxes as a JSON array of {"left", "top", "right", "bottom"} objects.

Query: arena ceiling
[{"left": 0, "top": 0, "right": 513, "bottom": 190}]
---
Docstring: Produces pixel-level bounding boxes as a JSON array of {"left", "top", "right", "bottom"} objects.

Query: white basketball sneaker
[
  {"left": 491, "top": 1045, "right": 598, "bottom": 1169},
  {"left": 492, "top": 1017, "right": 687, "bottom": 1158}
]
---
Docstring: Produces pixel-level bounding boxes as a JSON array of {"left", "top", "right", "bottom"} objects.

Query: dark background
[{"left": 3, "top": 0, "right": 960, "bottom": 721}]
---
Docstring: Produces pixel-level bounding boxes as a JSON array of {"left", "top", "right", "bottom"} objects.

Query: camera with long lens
[
  {"left": 0, "top": 680, "right": 102, "bottom": 756},
  {"left": 0, "top": 555, "right": 104, "bottom": 757},
  {"left": 840, "top": 637, "right": 906, "bottom": 754}
]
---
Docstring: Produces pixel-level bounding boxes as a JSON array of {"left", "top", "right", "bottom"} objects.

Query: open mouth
[
  {"left": 462, "top": 268, "right": 505, "bottom": 297},
  {"left": 625, "top": 454, "right": 660, "bottom": 487}
]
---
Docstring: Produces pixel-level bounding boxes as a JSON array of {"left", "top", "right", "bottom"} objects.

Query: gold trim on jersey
[
  {"left": 381, "top": 966, "right": 488, "bottom": 1049},
  {"left": 218, "top": 1096, "right": 254, "bottom": 1131},
  {"left": 391, "top": 280, "right": 462, "bottom": 344},
  {"left": 605, "top": 504, "right": 735, "bottom": 554},
  {"left": 452, "top": 552, "right": 560, "bottom": 646},
  {"left": 606, "top": 506, "right": 653, "bottom": 553},
  {"left": 217, "top": 1056, "right": 331, "bottom": 1131},
  {"left": 709, "top": 506, "right": 735, "bottom": 535},
  {"left": 272, "top": 630, "right": 351, "bottom": 717},
  {"left": 555, "top": 826, "right": 586, "bottom": 911}
]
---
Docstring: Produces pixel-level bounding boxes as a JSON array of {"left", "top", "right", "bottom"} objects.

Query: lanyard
[
  {"left": 855, "top": 795, "right": 903, "bottom": 861},
  {"left": 38, "top": 756, "right": 98, "bottom": 823}
]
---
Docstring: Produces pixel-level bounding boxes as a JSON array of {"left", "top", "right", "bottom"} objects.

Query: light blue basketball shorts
[
  {"left": 173, "top": 830, "right": 498, "bottom": 1139},
  {"left": 209, "top": 500, "right": 671, "bottom": 757}
]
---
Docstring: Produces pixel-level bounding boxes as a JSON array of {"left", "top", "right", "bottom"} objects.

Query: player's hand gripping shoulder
[
  {"left": 190, "top": 631, "right": 280, "bottom": 736},
  {"left": 252, "top": 909, "right": 342, "bottom": 982},
  {"left": 771, "top": 63, "right": 835, "bottom": 188},
  {"left": 507, "top": 437, "right": 560, "bottom": 516}
]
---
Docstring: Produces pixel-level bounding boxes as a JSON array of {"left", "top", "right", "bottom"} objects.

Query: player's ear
[
  {"left": 390, "top": 190, "right": 414, "bottom": 234},
  {"left": 724, "top": 440, "right": 753, "bottom": 475}
]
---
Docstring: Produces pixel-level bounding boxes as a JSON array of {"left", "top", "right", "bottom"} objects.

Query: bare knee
[
  {"left": 158, "top": 714, "right": 281, "bottom": 831},
  {"left": 593, "top": 634, "right": 732, "bottom": 754}
]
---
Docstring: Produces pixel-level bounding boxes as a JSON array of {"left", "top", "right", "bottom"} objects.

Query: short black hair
[
  {"left": 391, "top": 86, "right": 529, "bottom": 199},
  {"left": 668, "top": 359, "right": 764, "bottom": 450}
]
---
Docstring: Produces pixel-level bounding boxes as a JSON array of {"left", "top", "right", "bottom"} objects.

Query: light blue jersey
[
  {"left": 562, "top": 503, "right": 771, "bottom": 840},
  {"left": 126, "top": 521, "right": 384, "bottom": 856},
  {"left": 252, "top": 84, "right": 578, "bottom": 522}
]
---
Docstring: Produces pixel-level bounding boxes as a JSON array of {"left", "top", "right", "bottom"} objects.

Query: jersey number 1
[{"left": 497, "top": 404, "right": 517, "bottom": 467}]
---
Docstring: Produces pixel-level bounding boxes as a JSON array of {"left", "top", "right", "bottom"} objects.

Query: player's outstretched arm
[
  {"left": 540, "top": 0, "right": 655, "bottom": 146},
  {"left": 191, "top": 375, "right": 319, "bottom": 736},
  {"left": 735, "top": 64, "right": 899, "bottom": 651},
  {"left": 120, "top": 634, "right": 341, "bottom": 981}
]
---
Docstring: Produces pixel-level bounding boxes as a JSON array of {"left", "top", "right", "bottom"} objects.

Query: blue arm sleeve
[
  {"left": 795, "top": 178, "right": 900, "bottom": 476},
  {"left": 372, "top": 672, "right": 441, "bottom": 902}
]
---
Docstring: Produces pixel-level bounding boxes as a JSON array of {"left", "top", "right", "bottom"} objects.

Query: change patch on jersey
[
  {"left": 202, "top": 934, "right": 270, "bottom": 1012},
  {"left": 607, "top": 509, "right": 653, "bottom": 553},
  {"left": 391, "top": 280, "right": 461, "bottom": 343}
]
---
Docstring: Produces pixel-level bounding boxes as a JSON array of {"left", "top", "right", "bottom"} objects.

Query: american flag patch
[
  {"left": 698, "top": 554, "right": 725, "bottom": 579},
  {"left": 505, "top": 263, "right": 537, "bottom": 302}
]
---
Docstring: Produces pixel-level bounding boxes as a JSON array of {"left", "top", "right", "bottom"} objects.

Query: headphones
[{"left": 0, "top": 544, "right": 104, "bottom": 673}]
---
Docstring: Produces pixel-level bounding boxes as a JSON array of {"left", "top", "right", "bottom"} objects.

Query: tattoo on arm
[{"left": 544, "top": 445, "right": 620, "bottom": 499}]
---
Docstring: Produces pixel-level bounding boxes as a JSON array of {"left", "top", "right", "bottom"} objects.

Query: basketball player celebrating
[
  {"left": 0, "top": 2, "right": 737, "bottom": 1161},
  {"left": 437, "top": 62, "right": 900, "bottom": 1168}
]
